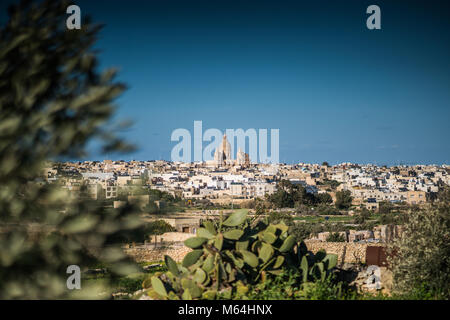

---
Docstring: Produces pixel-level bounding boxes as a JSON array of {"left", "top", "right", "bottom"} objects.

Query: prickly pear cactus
[{"left": 143, "top": 209, "right": 338, "bottom": 299}]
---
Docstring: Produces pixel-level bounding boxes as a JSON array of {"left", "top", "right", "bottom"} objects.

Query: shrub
[
  {"left": 297, "top": 276, "right": 345, "bottom": 300},
  {"left": 142, "top": 210, "right": 338, "bottom": 300},
  {"left": 326, "top": 232, "right": 346, "bottom": 242},
  {"left": 115, "top": 274, "right": 147, "bottom": 294},
  {"left": 357, "top": 283, "right": 442, "bottom": 300},
  {"left": 236, "top": 269, "right": 301, "bottom": 300},
  {"left": 244, "top": 269, "right": 349, "bottom": 300},
  {"left": 388, "top": 205, "right": 450, "bottom": 299}
]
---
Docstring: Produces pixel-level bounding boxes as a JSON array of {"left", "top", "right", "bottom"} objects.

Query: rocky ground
[{"left": 336, "top": 263, "right": 393, "bottom": 295}]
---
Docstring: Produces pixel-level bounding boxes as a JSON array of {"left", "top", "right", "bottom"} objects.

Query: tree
[
  {"left": 316, "top": 193, "right": 332, "bottom": 204},
  {"left": 335, "top": 190, "right": 353, "bottom": 210},
  {"left": 388, "top": 205, "right": 450, "bottom": 298},
  {"left": 267, "top": 189, "right": 294, "bottom": 208},
  {"left": 0, "top": 0, "right": 141, "bottom": 299},
  {"left": 269, "top": 180, "right": 331, "bottom": 209}
]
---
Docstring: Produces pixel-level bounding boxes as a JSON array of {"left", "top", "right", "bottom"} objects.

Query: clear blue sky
[{"left": 3, "top": 0, "right": 450, "bottom": 165}]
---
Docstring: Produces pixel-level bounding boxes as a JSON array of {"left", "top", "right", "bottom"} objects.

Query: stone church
[{"left": 213, "top": 134, "right": 250, "bottom": 166}]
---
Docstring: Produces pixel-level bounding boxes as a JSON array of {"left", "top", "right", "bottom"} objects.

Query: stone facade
[
  {"left": 373, "top": 225, "right": 404, "bottom": 243},
  {"left": 348, "top": 230, "right": 374, "bottom": 242}
]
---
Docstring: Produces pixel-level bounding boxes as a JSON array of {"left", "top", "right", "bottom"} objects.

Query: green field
[{"left": 293, "top": 214, "right": 382, "bottom": 223}]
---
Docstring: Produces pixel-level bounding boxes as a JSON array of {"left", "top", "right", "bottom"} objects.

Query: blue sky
[{"left": 3, "top": 0, "right": 450, "bottom": 164}]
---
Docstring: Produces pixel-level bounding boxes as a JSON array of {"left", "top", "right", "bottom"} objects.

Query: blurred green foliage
[
  {"left": 0, "top": 0, "right": 142, "bottom": 299},
  {"left": 109, "top": 220, "right": 175, "bottom": 244}
]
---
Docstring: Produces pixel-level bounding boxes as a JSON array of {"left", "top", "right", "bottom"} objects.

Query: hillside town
[
  {"left": 44, "top": 135, "right": 448, "bottom": 211},
  {"left": 41, "top": 135, "right": 449, "bottom": 297}
]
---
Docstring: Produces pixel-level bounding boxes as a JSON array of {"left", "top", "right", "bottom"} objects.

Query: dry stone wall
[
  {"left": 304, "top": 240, "right": 386, "bottom": 264},
  {"left": 124, "top": 240, "right": 386, "bottom": 264},
  {"left": 123, "top": 244, "right": 191, "bottom": 263}
]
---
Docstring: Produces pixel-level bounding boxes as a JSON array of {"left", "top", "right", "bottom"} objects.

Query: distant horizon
[{"left": 59, "top": 158, "right": 449, "bottom": 167}]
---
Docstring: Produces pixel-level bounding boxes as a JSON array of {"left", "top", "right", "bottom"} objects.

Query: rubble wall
[
  {"left": 124, "top": 241, "right": 387, "bottom": 264},
  {"left": 304, "top": 240, "right": 386, "bottom": 264},
  {"left": 123, "top": 244, "right": 192, "bottom": 263}
]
